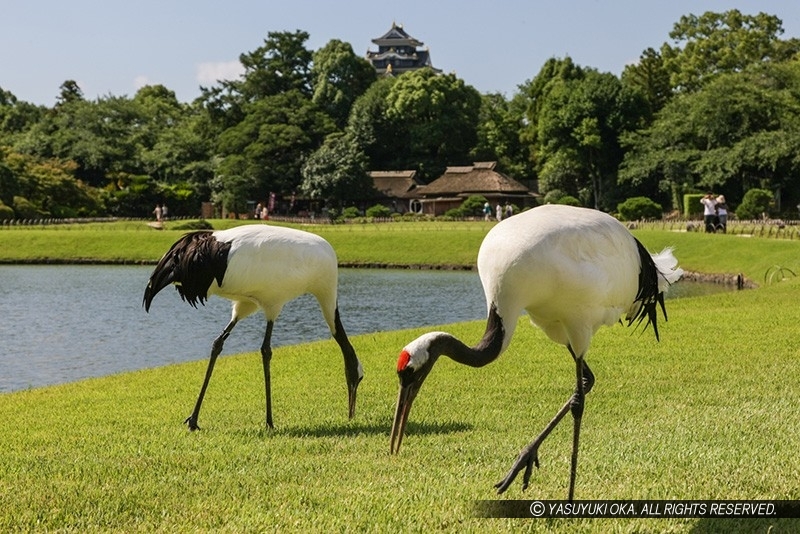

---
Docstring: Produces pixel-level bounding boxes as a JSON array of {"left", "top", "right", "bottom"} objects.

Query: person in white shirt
[{"left": 700, "top": 193, "right": 717, "bottom": 233}]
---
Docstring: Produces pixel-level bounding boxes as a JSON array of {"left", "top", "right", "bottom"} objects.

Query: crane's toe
[
  {"left": 184, "top": 416, "right": 201, "bottom": 431},
  {"left": 494, "top": 444, "right": 540, "bottom": 494}
]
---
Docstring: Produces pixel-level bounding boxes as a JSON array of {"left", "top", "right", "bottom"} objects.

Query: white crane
[
  {"left": 389, "top": 204, "right": 683, "bottom": 500},
  {"left": 143, "top": 224, "right": 364, "bottom": 431}
]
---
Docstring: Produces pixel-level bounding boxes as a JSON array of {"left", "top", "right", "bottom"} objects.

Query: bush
[
  {"left": 555, "top": 195, "right": 581, "bottom": 207},
  {"left": 0, "top": 202, "right": 14, "bottom": 219},
  {"left": 736, "top": 188, "right": 773, "bottom": 220},
  {"left": 12, "top": 196, "right": 41, "bottom": 219},
  {"left": 617, "top": 196, "right": 663, "bottom": 221},
  {"left": 683, "top": 193, "right": 705, "bottom": 218},
  {"left": 543, "top": 189, "right": 567, "bottom": 204},
  {"left": 460, "top": 195, "right": 488, "bottom": 217},
  {"left": 365, "top": 204, "right": 391, "bottom": 218},
  {"left": 443, "top": 208, "right": 465, "bottom": 218},
  {"left": 341, "top": 207, "right": 361, "bottom": 219}
]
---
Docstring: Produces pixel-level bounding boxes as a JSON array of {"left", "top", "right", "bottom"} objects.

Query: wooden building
[
  {"left": 414, "top": 162, "right": 538, "bottom": 216},
  {"left": 369, "top": 170, "right": 425, "bottom": 213}
]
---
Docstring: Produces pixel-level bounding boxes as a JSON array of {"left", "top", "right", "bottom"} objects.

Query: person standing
[
  {"left": 495, "top": 203, "right": 503, "bottom": 222},
  {"left": 715, "top": 195, "right": 728, "bottom": 233},
  {"left": 700, "top": 193, "right": 717, "bottom": 233}
]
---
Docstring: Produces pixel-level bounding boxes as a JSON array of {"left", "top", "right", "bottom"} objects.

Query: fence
[
  {"left": 626, "top": 218, "right": 800, "bottom": 240},
  {"left": 4, "top": 214, "right": 800, "bottom": 240}
]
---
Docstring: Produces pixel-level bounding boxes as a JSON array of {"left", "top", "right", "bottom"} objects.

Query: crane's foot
[
  {"left": 494, "top": 442, "right": 540, "bottom": 494},
  {"left": 184, "top": 415, "right": 201, "bottom": 431}
]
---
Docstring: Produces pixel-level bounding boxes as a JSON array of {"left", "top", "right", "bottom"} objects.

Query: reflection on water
[{"left": 0, "top": 265, "right": 728, "bottom": 392}]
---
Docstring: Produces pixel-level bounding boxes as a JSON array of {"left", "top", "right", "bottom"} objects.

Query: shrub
[
  {"left": 555, "top": 195, "right": 581, "bottom": 207},
  {"left": 341, "top": 207, "right": 361, "bottom": 219},
  {"left": 0, "top": 202, "right": 14, "bottom": 220},
  {"left": 12, "top": 196, "right": 41, "bottom": 219},
  {"left": 617, "top": 196, "right": 663, "bottom": 221},
  {"left": 736, "top": 188, "right": 773, "bottom": 220},
  {"left": 365, "top": 204, "right": 391, "bottom": 218},
  {"left": 543, "top": 189, "right": 567, "bottom": 204},
  {"left": 683, "top": 193, "right": 705, "bottom": 218},
  {"left": 443, "top": 208, "right": 465, "bottom": 218},
  {"left": 460, "top": 195, "right": 488, "bottom": 217}
]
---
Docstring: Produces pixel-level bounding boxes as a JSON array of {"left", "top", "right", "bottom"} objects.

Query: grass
[
  {"left": 2, "top": 218, "right": 800, "bottom": 282},
  {"left": 1, "top": 282, "right": 799, "bottom": 532},
  {"left": 1, "top": 219, "right": 800, "bottom": 531}
]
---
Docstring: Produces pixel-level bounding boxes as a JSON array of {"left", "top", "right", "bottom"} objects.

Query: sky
[{"left": 3, "top": 1, "right": 800, "bottom": 107}]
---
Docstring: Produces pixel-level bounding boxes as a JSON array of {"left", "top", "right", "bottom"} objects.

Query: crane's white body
[
  {"left": 390, "top": 204, "right": 683, "bottom": 498},
  {"left": 144, "top": 223, "right": 363, "bottom": 430},
  {"left": 477, "top": 204, "right": 678, "bottom": 357},
  {"left": 210, "top": 225, "right": 341, "bottom": 332}
]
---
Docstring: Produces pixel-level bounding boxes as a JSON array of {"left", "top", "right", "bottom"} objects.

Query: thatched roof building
[
  {"left": 369, "top": 170, "right": 425, "bottom": 213},
  {"left": 415, "top": 162, "right": 537, "bottom": 216}
]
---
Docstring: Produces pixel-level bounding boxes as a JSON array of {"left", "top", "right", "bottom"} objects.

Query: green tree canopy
[
  {"left": 311, "top": 39, "right": 377, "bottom": 129},
  {"left": 383, "top": 68, "right": 481, "bottom": 180},
  {"left": 620, "top": 61, "right": 800, "bottom": 213},
  {"left": 661, "top": 10, "right": 800, "bottom": 93}
]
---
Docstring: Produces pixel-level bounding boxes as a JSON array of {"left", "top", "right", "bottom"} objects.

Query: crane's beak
[
  {"left": 348, "top": 380, "right": 359, "bottom": 419},
  {"left": 390, "top": 379, "right": 421, "bottom": 454}
]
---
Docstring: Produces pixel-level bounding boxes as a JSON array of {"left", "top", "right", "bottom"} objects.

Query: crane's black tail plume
[
  {"left": 143, "top": 231, "right": 231, "bottom": 311},
  {"left": 628, "top": 238, "right": 683, "bottom": 340}
]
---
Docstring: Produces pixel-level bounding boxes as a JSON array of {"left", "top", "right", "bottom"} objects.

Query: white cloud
[
  {"left": 196, "top": 60, "right": 244, "bottom": 85},
  {"left": 134, "top": 75, "right": 152, "bottom": 90}
]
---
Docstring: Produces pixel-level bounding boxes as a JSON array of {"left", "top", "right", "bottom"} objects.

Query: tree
[
  {"left": 300, "top": 132, "right": 373, "bottom": 209},
  {"left": 513, "top": 57, "right": 586, "bottom": 171},
  {"left": 383, "top": 68, "right": 481, "bottom": 180},
  {"left": 660, "top": 10, "right": 800, "bottom": 93},
  {"left": 216, "top": 90, "right": 336, "bottom": 199},
  {"left": 621, "top": 48, "right": 672, "bottom": 115},
  {"left": 0, "top": 88, "right": 45, "bottom": 138},
  {"left": 471, "top": 93, "right": 531, "bottom": 180},
  {"left": 620, "top": 61, "right": 800, "bottom": 213},
  {"left": 311, "top": 40, "right": 376, "bottom": 129},
  {"left": 346, "top": 77, "right": 397, "bottom": 171},
  {"left": 237, "top": 30, "right": 313, "bottom": 100},
  {"left": 535, "top": 69, "right": 648, "bottom": 209}
]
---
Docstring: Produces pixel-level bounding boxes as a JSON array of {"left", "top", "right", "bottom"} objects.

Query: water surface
[{"left": 0, "top": 265, "right": 728, "bottom": 392}]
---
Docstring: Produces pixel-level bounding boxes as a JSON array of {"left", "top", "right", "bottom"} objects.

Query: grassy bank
[
  {"left": 2, "top": 219, "right": 800, "bottom": 531},
  {"left": 1, "top": 218, "right": 799, "bottom": 282},
  {"left": 1, "top": 278, "right": 799, "bottom": 531}
]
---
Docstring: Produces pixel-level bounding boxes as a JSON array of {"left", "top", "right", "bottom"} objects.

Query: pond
[{"left": 0, "top": 265, "right": 729, "bottom": 393}]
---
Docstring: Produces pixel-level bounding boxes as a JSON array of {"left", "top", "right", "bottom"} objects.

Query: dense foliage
[{"left": 2, "top": 10, "right": 799, "bottom": 220}]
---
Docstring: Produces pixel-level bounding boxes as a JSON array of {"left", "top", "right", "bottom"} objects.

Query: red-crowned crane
[
  {"left": 143, "top": 224, "right": 363, "bottom": 431},
  {"left": 389, "top": 204, "right": 683, "bottom": 500}
]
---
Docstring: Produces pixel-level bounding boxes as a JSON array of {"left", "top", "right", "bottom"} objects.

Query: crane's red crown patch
[{"left": 396, "top": 350, "right": 411, "bottom": 372}]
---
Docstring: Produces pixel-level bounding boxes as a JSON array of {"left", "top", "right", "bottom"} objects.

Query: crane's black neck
[{"left": 433, "top": 305, "right": 505, "bottom": 368}]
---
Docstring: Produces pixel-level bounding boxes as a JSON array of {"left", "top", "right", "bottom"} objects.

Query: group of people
[
  {"left": 483, "top": 201, "right": 514, "bottom": 222},
  {"left": 152, "top": 203, "right": 168, "bottom": 223},
  {"left": 254, "top": 203, "right": 269, "bottom": 220},
  {"left": 700, "top": 193, "right": 728, "bottom": 233}
]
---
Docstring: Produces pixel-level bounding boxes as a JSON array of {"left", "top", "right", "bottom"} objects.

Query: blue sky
[{"left": 3, "top": 1, "right": 799, "bottom": 106}]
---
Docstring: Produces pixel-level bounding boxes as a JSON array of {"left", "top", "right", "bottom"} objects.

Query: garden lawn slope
[{"left": 1, "top": 276, "right": 798, "bottom": 532}]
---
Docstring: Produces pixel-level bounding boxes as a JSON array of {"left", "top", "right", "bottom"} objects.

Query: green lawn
[{"left": 1, "top": 220, "right": 799, "bottom": 532}]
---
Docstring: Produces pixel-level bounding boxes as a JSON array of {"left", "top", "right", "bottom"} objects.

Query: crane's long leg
[
  {"left": 495, "top": 348, "right": 594, "bottom": 500},
  {"left": 331, "top": 308, "right": 361, "bottom": 419},
  {"left": 185, "top": 318, "right": 238, "bottom": 431},
  {"left": 260, "top": 320, "right": 275, "bottom": 429}
]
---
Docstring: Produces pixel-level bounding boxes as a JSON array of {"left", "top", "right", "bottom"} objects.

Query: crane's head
[{"left": 390, "top": 332, "right": 446, "bottom": 454}]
